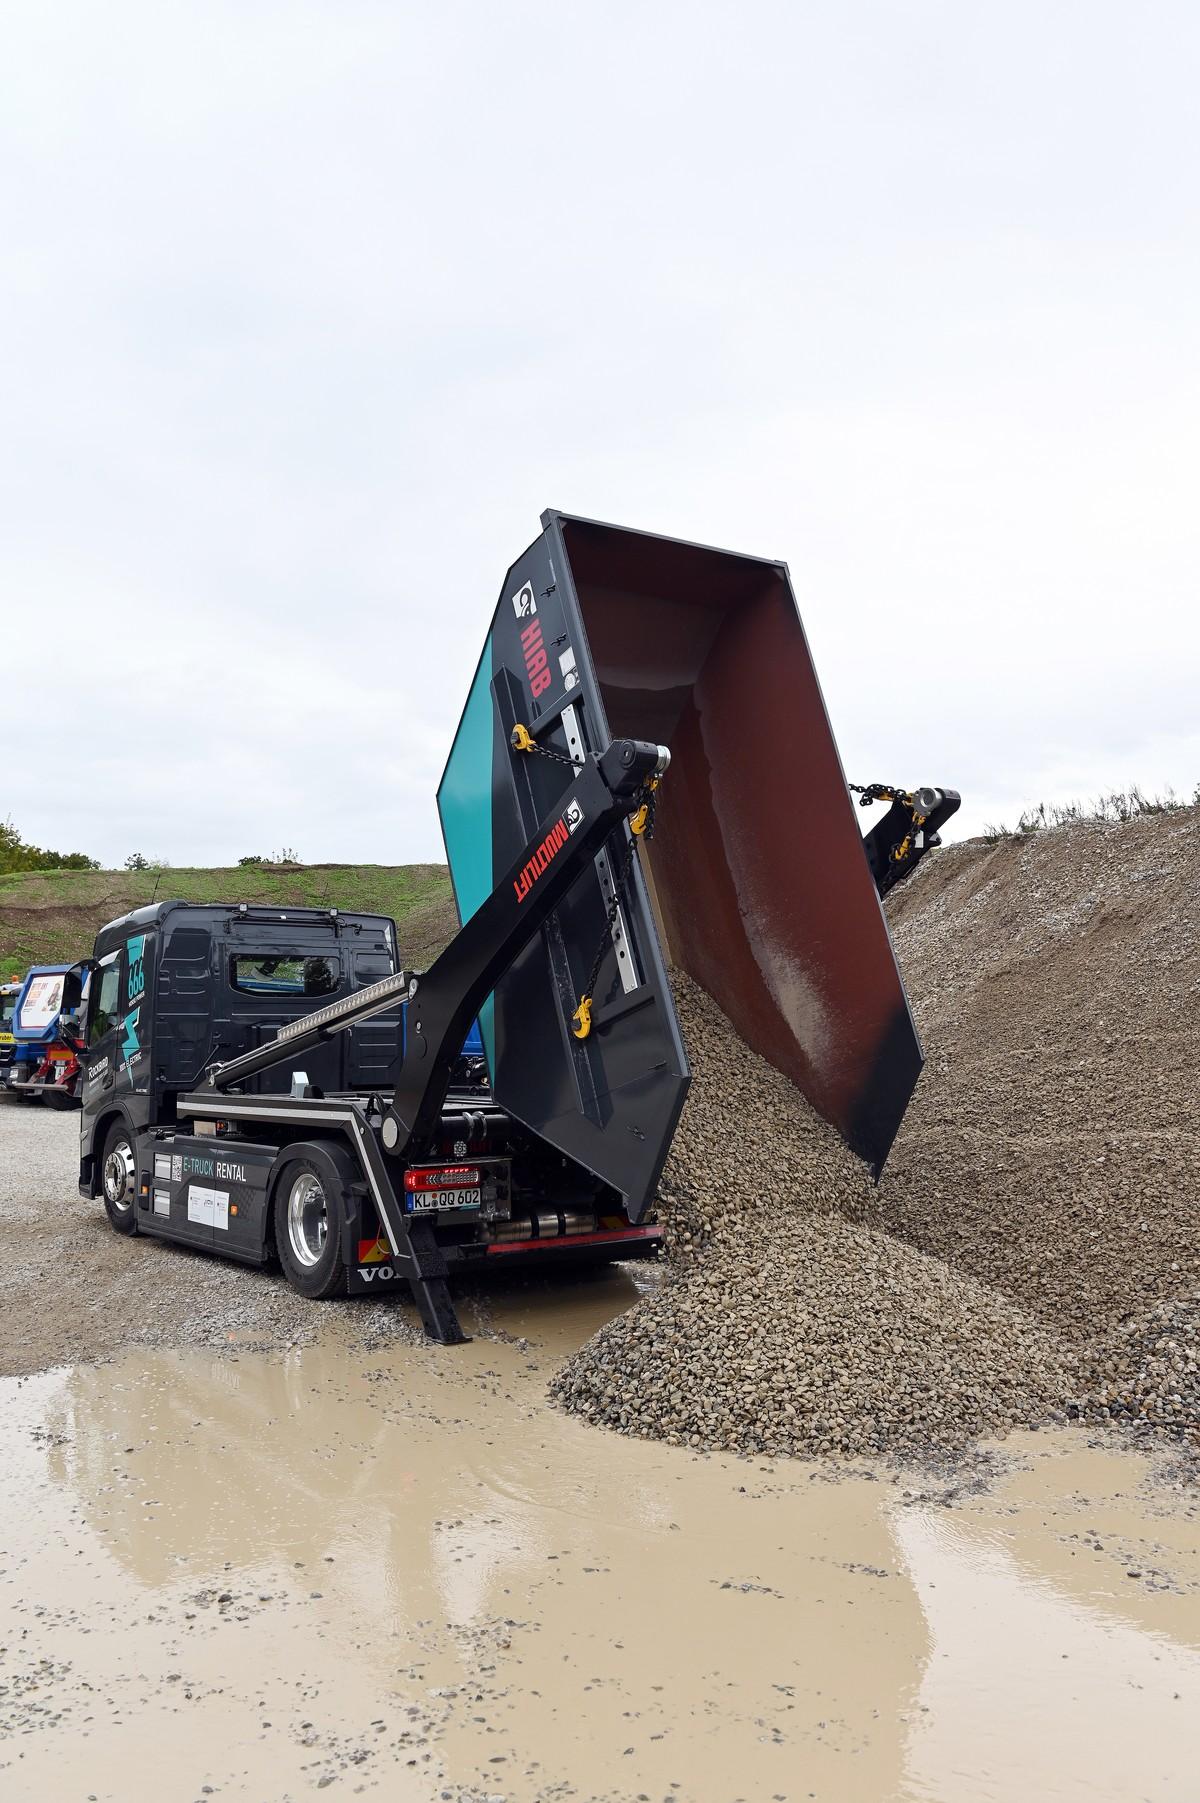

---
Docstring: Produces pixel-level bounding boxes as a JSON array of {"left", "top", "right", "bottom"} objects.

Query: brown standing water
[{"left": 2, "top": 1271, "right": 1198, "bottom": 1803}]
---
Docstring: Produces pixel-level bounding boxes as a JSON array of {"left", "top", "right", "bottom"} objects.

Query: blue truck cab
[{"left": 6, "top": 964, "right": 89, "bottom": 1105}]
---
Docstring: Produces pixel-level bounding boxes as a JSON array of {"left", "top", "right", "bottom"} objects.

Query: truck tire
[
  {"left": 272, "top": 1143, "right": 352, "bottom": 1300},
  {"left": 101, "top": 1118, "right": 139, "bottom": 1236}
]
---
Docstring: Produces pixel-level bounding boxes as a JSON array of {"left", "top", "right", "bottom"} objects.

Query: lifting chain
[
  {"left": 511, "top": 723, "right": 658, "bottom": 1041},
  {"left": 510, "top": 722, "right": 585, "bottom": 770},
  {"left": 849, "top": 779, "right": 912, "bottom": 808},
  {"left": 849, "top": 780, "right": 927, "bottom": 864},
  {"left": 571, "top": 780, "right": 658, "bottom": 1039}
]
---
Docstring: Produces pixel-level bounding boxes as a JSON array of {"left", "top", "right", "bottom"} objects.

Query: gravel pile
[
  {"left": 1080, "top": 1299, "right": 1200, "bottom": 1447},
  {"left": 879, "top": 804, "right": 1200, "bottom": 1447},
  {"left": 554, "top": 805, "right": 1200, "bottom": 1465},
  {"left": 550, "top": 975, "right": 1067, "bottom": 1461}
]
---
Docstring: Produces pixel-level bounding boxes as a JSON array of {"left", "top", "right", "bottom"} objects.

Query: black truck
[
  {"left": 74, "top": 511, "right": 954, "bottom": 1345},
  {"left": 78, "top": 735, "right": 671, "bottom": 1344}
]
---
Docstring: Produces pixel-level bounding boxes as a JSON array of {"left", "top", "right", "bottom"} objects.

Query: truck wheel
[
  {"left": 101, "top": 1120, "right": 139, "bottom": 1235},
  {"left": 273, "top": 1146, "right": 349, "bottom": 1300}
]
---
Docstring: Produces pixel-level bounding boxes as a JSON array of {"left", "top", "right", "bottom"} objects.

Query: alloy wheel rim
[
  {"left": 103, "top": 1141, "right": 135, "bottom": 1211},
  {"left": 287, "top": 1173, "right": 328, "bottom": 1268}
]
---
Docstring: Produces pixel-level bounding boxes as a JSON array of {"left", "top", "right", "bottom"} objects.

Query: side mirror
[
  {"left": 64, "top": 960, "right": 98, "bottom": 1046},
  {"left": 61, "top": 968, "right": 84, "bottom": 1015}
]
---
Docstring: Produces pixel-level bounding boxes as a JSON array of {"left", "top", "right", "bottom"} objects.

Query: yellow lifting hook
[
  {"left": 571, "top": 996, "right": 593, "bottom": 1040},
  {"left": 629, "top": 775, "right": 660, "bottom": 836},
  {"left": 510, "top": 723, "right": 536, "bottom": 753}
]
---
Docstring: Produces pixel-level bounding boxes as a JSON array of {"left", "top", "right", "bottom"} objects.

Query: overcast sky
[{"left": 3, "top": 2, "right": 1197, "bottom": 869}]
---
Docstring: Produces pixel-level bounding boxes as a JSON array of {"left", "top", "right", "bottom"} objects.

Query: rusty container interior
[{"left": 552, "top": 512, "right": 922, "bottom": 1174}]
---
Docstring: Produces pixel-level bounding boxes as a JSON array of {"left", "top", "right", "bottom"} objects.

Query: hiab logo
[
  {"left": 513, "top": 808, "right": 582, "bottom": 903},
  {"left": 521, "top": 617, "right": 552, "bottom": 698},
  {"left": 511, "top": 582, "right": 536, "bottom": 618}
]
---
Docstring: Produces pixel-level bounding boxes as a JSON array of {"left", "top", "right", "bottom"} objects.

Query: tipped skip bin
[
  {"left": 437, "top": 510, "right": 922, "bottom": 1218},
  {"left": 555, "top": 511, "right": 924, "bottom": 1177}
]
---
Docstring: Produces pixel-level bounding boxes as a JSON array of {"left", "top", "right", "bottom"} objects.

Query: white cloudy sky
[{"left": 3, "top": 1, "right": 1197, "bottom": 868}]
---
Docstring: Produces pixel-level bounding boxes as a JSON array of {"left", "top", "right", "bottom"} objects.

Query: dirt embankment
[
  {"left": 554, "top": 807, "right": 1200, "bottom": 1463},
  {"left": 0, "top": 863, "right": 457, "bottom": 972}
]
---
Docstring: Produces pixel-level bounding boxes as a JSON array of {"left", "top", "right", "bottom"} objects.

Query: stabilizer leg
[{"left": 410, "top": 1276, "right": 470, "bottom": 1345}]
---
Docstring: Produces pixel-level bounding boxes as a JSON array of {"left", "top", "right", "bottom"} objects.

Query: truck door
[
  {"left": 82, "top": 936, "right": 151, "bottom": 1111},
  {"left": 82, "top": 949, "right": 125, "bottom": 1109}
]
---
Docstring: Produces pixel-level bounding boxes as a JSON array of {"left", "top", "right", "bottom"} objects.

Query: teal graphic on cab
[
  {"left": 126, "top": 935, "right": 147, "bottom": 1005},
  {"left": 121, "top": 1008, "right": 141, "bottom": 1067}
]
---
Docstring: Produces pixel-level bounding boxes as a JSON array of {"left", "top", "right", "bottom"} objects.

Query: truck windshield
[
  {"left": 231, "top": 955, "right": 341, "bottom": 996},
  {"left": 0, "top": 992, "right": 17, "bottom": 1033},
  {"left": 18, "top": 973, "right": 65, "bottom": 1032}
]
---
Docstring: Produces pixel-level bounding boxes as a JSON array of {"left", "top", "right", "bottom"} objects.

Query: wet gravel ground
[
  {"left": 555, "top": 808, "right": 1200, "bottom": 1468},
  {"left": 6, "top": 1337, "right": 1198, "bottom": 1803}
]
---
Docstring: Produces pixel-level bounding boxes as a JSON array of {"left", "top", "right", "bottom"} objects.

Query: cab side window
[
  {"left": 90, "top": 955, "right": 122, "bottom": 1042},
  {"left": 230, "top": 955, "right": 341, "bottom": 996}
]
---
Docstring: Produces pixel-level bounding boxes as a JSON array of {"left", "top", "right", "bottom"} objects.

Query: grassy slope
[{"left": 0, "top": 864, "right": 458, "bottom": 975}]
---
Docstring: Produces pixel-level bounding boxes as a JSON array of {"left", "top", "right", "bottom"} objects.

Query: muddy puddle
[{"left": 2, "top": 1271, "right": 1199, "bottom": 1803}]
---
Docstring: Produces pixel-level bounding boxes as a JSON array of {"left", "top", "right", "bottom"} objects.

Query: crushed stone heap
[
  {"left": 879, "top": 804, "right": 1200, "bottom": 1446},
  {"left": 553, "top": 804, "right": 1200, "bottom": 1464},
  {"left": 550, "top": 973, "right": 1067, "bottom": 1462}
]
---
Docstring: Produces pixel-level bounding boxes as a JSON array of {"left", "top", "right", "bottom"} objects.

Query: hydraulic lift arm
[
  {"left": 207, "top": 737, "right": 669, "bottom": 1131},
  {"left": 382, "top": 735, "right": 669, "bottom": 1158}
]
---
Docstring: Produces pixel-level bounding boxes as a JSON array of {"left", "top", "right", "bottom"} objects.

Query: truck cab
[{"left": 78, "top": 901, "right": 405, "bottom": 1195}]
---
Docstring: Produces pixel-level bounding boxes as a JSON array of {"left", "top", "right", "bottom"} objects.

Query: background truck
[
  {"left": 0, "top": 978, "right": 21, "bottom": 1077},
  {"left": 7, "top": 964, "right": 88, "bottom": 1106},
  {"left": 75, "top": 510, "right": 956, "bottom": 1343}
]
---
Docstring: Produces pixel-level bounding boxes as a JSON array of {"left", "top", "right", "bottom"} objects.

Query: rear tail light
[{"left": 404, "top": 1164, "right": 481, "bottom": 1194}]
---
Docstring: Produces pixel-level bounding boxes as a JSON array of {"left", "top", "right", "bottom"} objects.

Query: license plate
[
  {"left": 0, "top": 1033, "right": 12, "bottom": 1045},
  {"left": 406, "top": 1186, "right": 481, "bottom": 1214}
]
